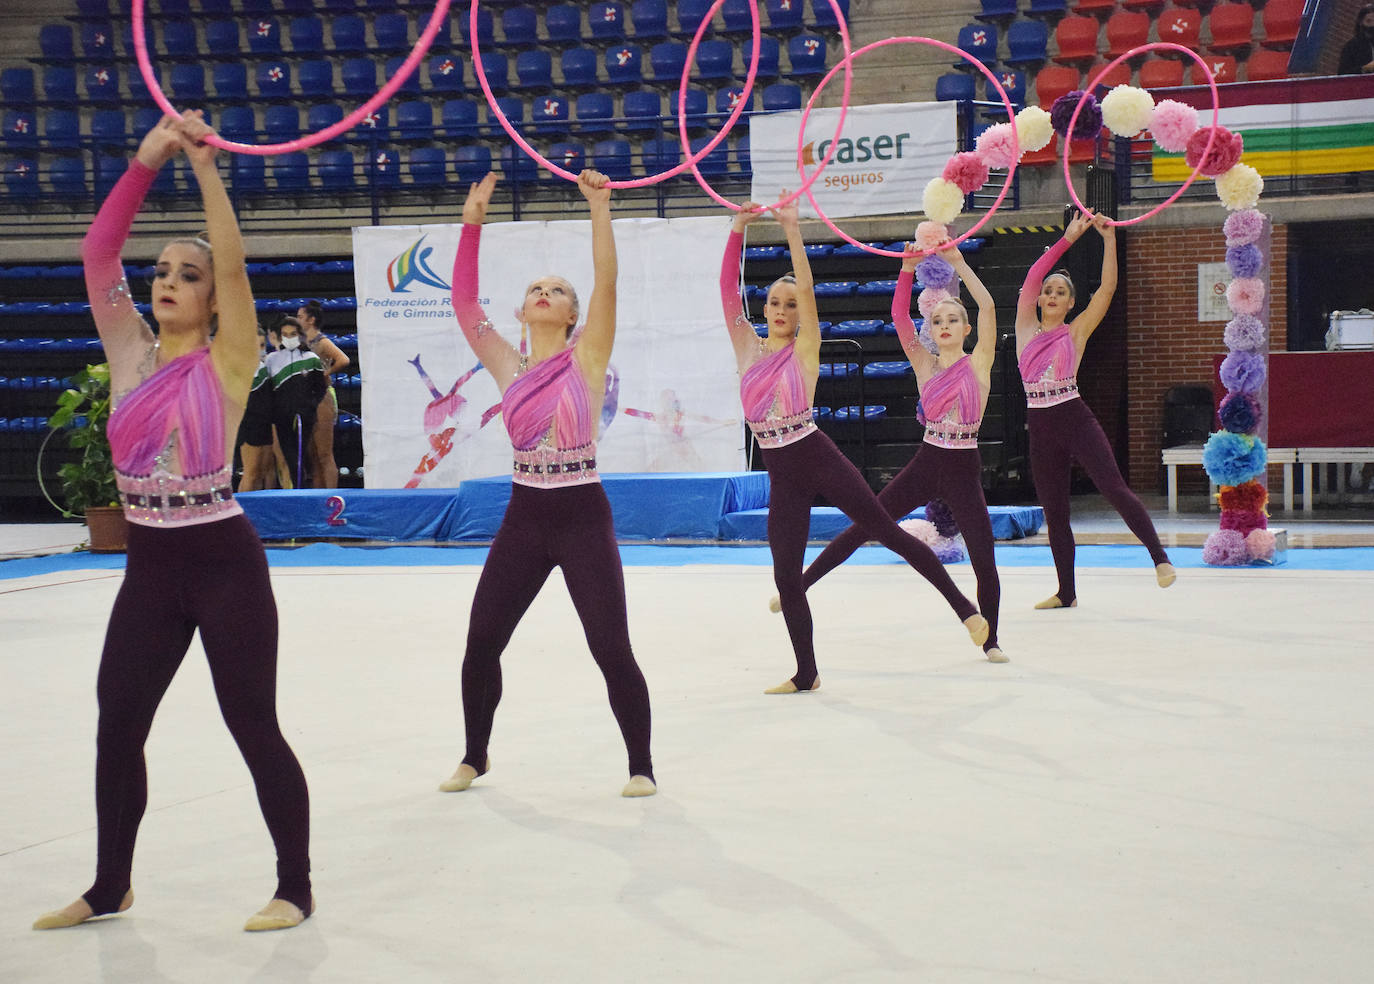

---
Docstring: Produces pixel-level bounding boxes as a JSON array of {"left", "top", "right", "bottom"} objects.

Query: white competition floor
[{"left": 3, "top": 537, "right": 1374, "bottom": 983}]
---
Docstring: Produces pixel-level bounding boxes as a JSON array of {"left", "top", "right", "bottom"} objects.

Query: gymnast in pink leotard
[
  {"left": 1015, "top": 210, "right": 1175, "bottom": 609},
  {"left": 33, "top": 114, "right": 312, "bottom": 935},
  {"left": 438, "top": 171, "right": 655, "bottom": 799},
  {"left": 723, "top": 200, "right": 988, "bottom": 695}
]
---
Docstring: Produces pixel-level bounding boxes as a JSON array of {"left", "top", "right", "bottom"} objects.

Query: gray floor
[{"left": 2, "top": 512, "right": 1373, "bottom": 983}]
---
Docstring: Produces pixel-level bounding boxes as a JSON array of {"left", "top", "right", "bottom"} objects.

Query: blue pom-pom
[
  {"left": 1225, "top": 243, "right": 1262, "bottom": 279},
  {"left": 1219, "top": 350, "right": 1266, "bottom": 395},
  {"left": 1218, "top": 391, "right": 1261, "bottom": 434},
  {"left": 1202, "top": 430, "right": 1267, "bottom": 486},
  {"left": 915, "top": 256, "right": 957, "bottom": 290}
]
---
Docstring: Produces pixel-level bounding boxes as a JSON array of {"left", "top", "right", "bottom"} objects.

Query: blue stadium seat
[
  {"left": 409, "top": 147, "right": 447, "bottom": 187},
  {"left": 49, "top": 156, "right": 87, "bottom": 197},
  {"left": 441, "top": 99, "right": 480, "bottom": 138},
  {"left": 81, "top": 23, "right": 115, "bottom": 59},
  {"left": 696, "top": 40, "right": 735, "bottom": 79},
  {"left": 766, "top": 0, "right": 804, "bottom": 31},
  {"left": 39, "top": 25, "right": 75, "bottom": 61},
  {"left": 574, "top": 92, "right": 614, "bottom": 132},
  {"left": 318, "top": 151, "right": 355, "bottom": 191},
  {"left": 132, "top": 107, "right": 161, "bottom": 138},
  {"left": 531, "top": 93, "right": 571, "bottom": 134},
  {"left": 787, "top": 34, "right": 827, "bottom": 75},
  {"left": 677, "top": 87, "right": 710, "bottom": 127},
  {"left": 169, "top": 63, "right": 205, "bottom": 102},
  {"left": 676, "top": 0, "right": 715, "bottom": 38},
  {"left": 856, "top": 278, "right": 899, "bottom": 295},
  {"left": 689, "top": 135, "right": 730, "bottom": 176},
  {"left": 548, "top": 141, "right": 586, "bottom": 173},
  {"left": 461, "top": 7, "right": 496, "bottom": 46},
  {"left": 351, "top": 106, "right": 390, "bottom": 140},
  {"left": 395, "top": 101, "right": 434, "bottom": 141},
  {"left": 454, "top": 145, "right": 493, "bottom": 184},
  {"left": 976, "top": 0, "right": 1019, "bottom": 21},
  {"left": 374, "top": 14, "right": 409, "bottom": 53},
  {"left": 501, "top": 7, "right": 539, "bottom": 46},
  {"left": 43, "top": 67, "right": 77, "bottom": 103},
  {"left": 735, "top": 133, "right": 751, "bottom": 171},
  {"left": 213, "top": 62, "right": 248, "bottom": 100},
  {"left": 331, "top": 16, "right": 368, "bottom": 53},
  {"left": 298, "top": 61, "right": 334, "bottom": 99},
  {"left": 429, "top": 55, "right": 464, "bottom": 93},
  {"left": 385, "top": 56, "right": 422, "bottom": 97},
  {"left": 836, "top": 319, "right": 885, "bottom": 338},
  {"left": 76, "top": 0, "right": 110, "bottom": 16},
  {"left": 810, "top": 0, "right": 850, "bottom": 29},
  {"left": 558, "top": 47, "right": 597, "bottom": 89},
  {"left": 230, "top": 154, "right": 266, "bottom": 193},
  {"left": 605, "top": 44, "right": 644, "bottom": 86},
  {"left": 127, "top": 62, "right": 160, "bottom": 102},
  {"left": 545, "top": 5, "right": 583, "bottom": 45},
  {"left": 272, "top": 152, "right": 311, "bottom": 191},
  {"left": 93, "top": 155, "right": 126, "bottom": 198},
  {"left": 3, "top": 111, "right": 37, "bottom": 149},
  {"left": 589, "top": 3, "right": 627, "bottom": 40},
  {"left": 341, "top": 60, "right": 375, "bottom": 97},
  {"left": 935, "top": 72, "right": 976, "bottom": 101},
  {"left": 641, "top": 137, "right": 680, "bottom": 172},
  {"left": 631, "top": 0, "right": 669, "bottom": 39},
  {"left": 649, "top": 42, "right": 688, "bottom": 84},
  {"left": 592, "top": 138, "right": 633, "bottom": 180},
  {"left": 991, "top": 69, "right": 1026, "bottom": 107},
  {"left": 1005, "top": 20, "right": 1050, "bottom": 67},
  {"left": 1, "top": 68, "right": 35, "bottom": 105},
  {"left": 289, "top": 17, "right": 324, "bottom": 55},
  {"left": 490, "top": 96, "right": 526, "bottom": 135},
  {"left": 813, "top": 279, "right": 857, "bottom": 297},
  {"left": 737, "top": 35, "right": 781, "bottom": 81},
  {"left": 714, "top": 86, "right": 756, "bottom": 120},
  {"left": 515, "top": 50, "right": 554, "bottom": 90},
  {"left": 1026, "top": 0, "right": 1069, "bottom": 17},
  {"left": 84, "top": 66, "right": 120, "bottom": 103},
  {"left": 720, "top": 0, "right": 755, "bottom": 34},
  {"left": 219, "top": 106, "right": 256, "bottom": 142},
  {"left": 240, "top": 0, "right": 275, "bottom": 14},
  {"left": 204, "top": 21, "right": 240, "bottom": 56},
  {"left": 762, "top": 81, "right": 802, "bottom": 111},
  {"left": 499, "top": 143, "right": 539, "bottom": 182},
  {"left": 263, "top": 105, "right": 300, "bottom": 143},
  {"left": 368, "top": 148, "right": 400, "bottom": 189},
  {"left": 255, "top": 62, "right": 291, "bottom": 99},
  {"left": 477, "top": 52, "right": 510, "bottom": 93},
  {"left": 306, "top": 104, "right": 344, "bottom": 134},
  {"left": 43, "top": 110, "right": 80, "bottom": 150},
  {"left": 278, "top": 0, "right": 314, "bottom": 12},
  {"left": 246, "top": 17, "right": 281, "bottom": 55},
  {"left": 161, "top": 21, "right": 198, "bottom": 58},
  {"left": 956, "top": 23, "right": 999, "bottom": 68},
  {"left": 621, "top": 89, "right": 661, "bottom": 131}
]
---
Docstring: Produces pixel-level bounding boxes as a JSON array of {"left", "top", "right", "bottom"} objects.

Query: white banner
[
  {"left": 353, "top": 215, "right": 744, "bottom": 488},
  {"left": 750, "top": 101, "right": 959, "bottom": 219}
]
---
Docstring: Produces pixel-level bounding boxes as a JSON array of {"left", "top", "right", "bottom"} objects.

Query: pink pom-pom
[
  {"left": 914, "top": 221, "right": 950, "bottom": 252},
  {"left": 1246, "top": 528, "right": 1277, "bottom": 562},
  {"left": 1184, "top": 126, "right": 1244, "bottom": 178},
  {"left": 900, "top": 518, "right": 940, "bottom": 547},
  {"left": 1220, "top": 508, "right": 1267, "bottom": 537},
  {"left": 1226, "top": 277, "right": 1266, "bottom": 316},
  {"left": 974, "top": 122, "right": 1019, "bottom": 169},
  {"left": 1223, "top": 209, "right": 1266, "bottom": 246},
  {"left": 1150, "top": 99, "right": 1199, "bottom": 153},
  {"left": 917, "top": 286, "right": 954, "bottom": 321},
  {"left": 1203, "top": 529, "right": 1249, "bottom": 566}
]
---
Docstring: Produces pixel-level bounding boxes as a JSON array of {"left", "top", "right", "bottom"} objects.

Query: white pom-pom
[
  {"left": 1014, "top": 105, "right": 1054, "bottom": 153},
  {"left": 1100, "top": 85, "right": 1155, "bottom": 138},
  {"left": 1215, "top": 163, "right": 1264, "bottom": 211},
  {"left": 922, "top": 177, "right": 965, "bottom": 224}
]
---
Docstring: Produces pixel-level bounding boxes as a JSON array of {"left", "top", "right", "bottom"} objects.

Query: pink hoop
[
  {"left": 798, "top": 37, "right": 1020, "bottom": 259},
  {"left": 472, "top": 0, "right": 752, "bottom": 188},
  {"left": 131, "top": 0, "right": 450, "bottom": 156},
  {"left": 1061, "top": 42, "right": 1221, "bottom": 226},
  {"left": 683, "top": 0, "right": 853, "bottom": 212}
]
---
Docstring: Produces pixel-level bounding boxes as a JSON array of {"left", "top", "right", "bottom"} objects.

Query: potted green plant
[{"left": 47, "top": 362, "right": 127, "bottom": 553}]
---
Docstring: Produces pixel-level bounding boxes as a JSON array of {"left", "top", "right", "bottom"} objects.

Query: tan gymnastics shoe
[
  {"left": 764, "top": 677, "right": 821, "bottom": 695},
  {"left": 438, "top": 757, "right": 491, "bottom": 793},
  {"left": 1033, "top": 595, "right": 1077, "bottom": 610},
  {"left": 1156, "top": 563, "right": 1177, "bottom": 588},
  {"left": 768, "top": 594, "right": 781, "bottom": 614},
  {"left": 244, "top": 896, "right": 314, "bottom": 932},
  {"left": 33, "top": 891, "right": 133, "bottom": 930},
  {"left": 985, "top": 648, "right": 1010, "bottom": 664},
  {"left": 963, "top": 614, "right": 989, "bottom": 647},
  {"left": 621, "top": 775, "right": 657, "bottom": 798}
]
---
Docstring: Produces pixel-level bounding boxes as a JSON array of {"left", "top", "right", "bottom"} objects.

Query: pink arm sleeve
[
  {"left": 892, "top": 269, "right": 917, "bottom": 350},
  {"left": 450, "top": 223, "right": 504, "bottom": 363},
  {"left": 81, "top": 160, "right": 156, "bottom": 358},
  {"left": 1016, "top": 235, "right": 1072, "bottom": 320},
  {"left": 719, "top": 230, "right": 755, "bottom": 350}
]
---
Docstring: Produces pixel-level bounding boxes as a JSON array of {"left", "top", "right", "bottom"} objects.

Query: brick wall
[{"left": 1124, "top": 221, "right": 1289, "bottom": 492}]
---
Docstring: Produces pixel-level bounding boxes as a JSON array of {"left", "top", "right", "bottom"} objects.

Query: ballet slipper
[
  {"left": 984, "top": 647, "right": 1009, "bottom": 664},
  {"left": 1156, "top": 562, "right": 1177, "bottom": 588},
  {"left": 438, "top": 756, "right": 490, "bottom": 793},
  {"left": 244, "top": 896, "right": 314, "bottom": 932},
  {"left": 621, "top": 775, "right": 657, "bottom": 798},
  {"left": 764, "top": 677, "right": 821, "bottom": 695},
  {"left": 963, "top": 614, "right": 989, "bottom": 647},
  {"left": 1033, "top": 595, "right": 1077, "bottom": 610},
  {"left": 768, "top": 594, "right": 781, "bottom": 614},
  {"left": 33, "top": 890, "right": 133, "bottom": 930}
]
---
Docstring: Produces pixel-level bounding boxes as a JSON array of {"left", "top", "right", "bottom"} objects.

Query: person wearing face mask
[
  {"left": 264, "top": 315, "right": 327, "bottom": 488},
  {"left": 721, "top": 200, "right": 989, "bottom": 696},
  {"left": 438, "top": 170, "right": 656, "bottom": 799},
  {"left": 1338, "top": 5, "right": 1374, "bottom": 75},
  {"left": 785, "top": 239, "right": 1010, "bottom": 663},
  {"left": 1016, "top": 211, "right": 1174, "bottom": 611},
  {"left": 32, "top": 113, "right": 313, "bottom": 934}
]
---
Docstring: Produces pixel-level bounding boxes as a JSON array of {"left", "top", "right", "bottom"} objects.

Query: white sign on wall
[{"left": 1198, "top": 262, "right": 1231, "bottom": 322}]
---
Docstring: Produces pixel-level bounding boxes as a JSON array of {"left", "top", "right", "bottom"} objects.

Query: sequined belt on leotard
[
  {"left": 116, "top": 464, "right": 242, "bottom": 526},
  {"left": 511, "top": 442, "right": 600, "bottom": 488},
  {"left": 1025, "top": 375, "right": 1080, "bottom": 408},
  {"left": 747, "top": 409, "right": 817, "bottom": 449},
  {"left": 923, "top": 421, "right": 980, "bottom": 450}
]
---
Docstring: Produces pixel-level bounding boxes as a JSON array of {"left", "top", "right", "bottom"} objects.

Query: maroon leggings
[
  {"left": 803, "top": 443, "right": 1000, "bottom": 652},
  {"left": 1029, "top": 398, "right": 1169, "bottom": 605},
  {"left": 461, "top": 482, "right": 653, "bottom": 780},
  {"left": 84, "top": 514, "right": 311, "bottom": 916},
  {"left": 761, "top": 429, "right": 978, "bottom": 690}
]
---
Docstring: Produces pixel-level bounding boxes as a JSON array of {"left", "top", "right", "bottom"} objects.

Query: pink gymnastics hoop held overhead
[
  {"left": 472, "top": 0, "right": 760, "bottom": 188},
  {"left": 682, "top": 0, "right": 853, "bottom": 212},
  {"left": 131, "top": 0, "right": 451, "bottom": 156},
  {"left": 1060, "top": 42, "right": 1221, "bottom": 226},
  {"left": 798, "top": 36, "right": 1021, "bottom": 260}
]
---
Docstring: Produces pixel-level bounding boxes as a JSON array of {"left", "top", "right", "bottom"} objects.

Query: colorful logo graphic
[{"left": 387, "top": 235, "right": 451, "bottom": 293}]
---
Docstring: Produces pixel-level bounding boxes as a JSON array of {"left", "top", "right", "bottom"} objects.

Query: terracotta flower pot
[{"left": 85, "top": 506, "right": 128, "bottom": 554}]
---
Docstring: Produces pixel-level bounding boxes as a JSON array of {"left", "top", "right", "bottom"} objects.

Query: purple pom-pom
[
  {"left": 1219, "top": 350, "right": 1266, "bottom": 394},
  {"left": 925, "top": 498, "right": 960, "bottom": 538},
  {"left": 1223, "top": 314, "right": 1266, "bottom": 352},
  {"left": 1050, "top": 91, "right": 1103, "bottom": 141},
  {"left": 1203, "top": 529, "right": 1250, "bottom": 566},
  {"left": 1223, "top": 209, "right": 1265, "bottom": 246},
  {"left": 933, "top": 534, "right": 967, "bottom": 564},
  {"left": 1226, "top": 244, "right": 1263, "bottom": 279},
  {"left": 1218, "top": 392, "right": 1262, "bottom": 434},
  {"left": 1203, "top": 430, "right": 1267, "bottom": 485},
  {"left": 915, "top": 256, "right": 958, "bottom": 290}
]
